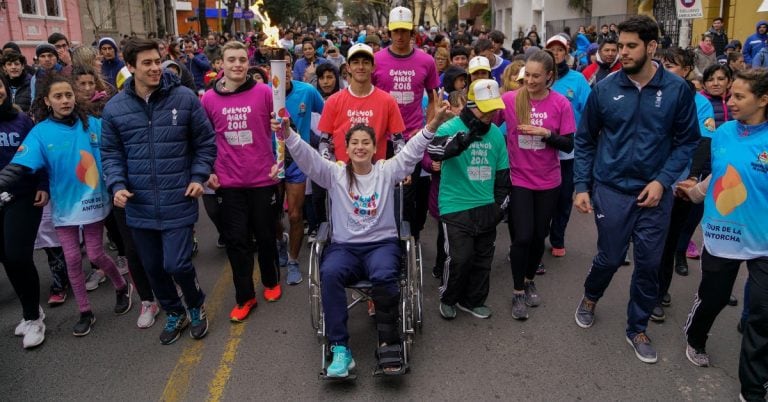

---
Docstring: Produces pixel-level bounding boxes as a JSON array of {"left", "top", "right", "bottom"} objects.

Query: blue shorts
[{"left": 284, "top": 161, "right": 306, "bottom": 184}]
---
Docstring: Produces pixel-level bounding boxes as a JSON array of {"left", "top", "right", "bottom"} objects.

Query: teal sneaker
[{"left": 326, "top": 345, "right": 355, "bottom": 377}]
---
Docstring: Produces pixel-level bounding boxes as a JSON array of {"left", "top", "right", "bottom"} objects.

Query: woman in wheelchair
[{"left": 272, "top": 99, "right": 452, "bottom": 378}]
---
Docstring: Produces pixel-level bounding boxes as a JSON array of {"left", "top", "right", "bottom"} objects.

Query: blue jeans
[
  {"left": 321, "top": 239, "right": 400, "bottom": 345},
  {"left": 582, "top": 183, "right": 673, "bottom": 338},
  {"left": 131, "top": 225, "right": 205, "bottom": 314}
]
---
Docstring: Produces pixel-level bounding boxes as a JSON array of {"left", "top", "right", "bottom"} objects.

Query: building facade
[
  {"left": 492, "top": 0, "right": 631, "bottom": 45},
  {"left": 0, "top": 0, "right": 84, "bottom": 61}
]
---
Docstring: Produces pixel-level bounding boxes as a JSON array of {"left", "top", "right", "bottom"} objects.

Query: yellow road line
[
  {"left": 160, "top": 262, "right": 233, "bottom": 402},
  {"left": 206, "top": 323, "right": 246, "bottom": 402},
  {"left": 206, "top": 265, "right": 262, "bottom": 402}
]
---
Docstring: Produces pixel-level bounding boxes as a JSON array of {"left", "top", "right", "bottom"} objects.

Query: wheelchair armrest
[
  {"left": 399, "top": 221, "right": 411, "bottom": 241},
  {"left": 316, "top": 222, "right": 331, "bottom": 244}
]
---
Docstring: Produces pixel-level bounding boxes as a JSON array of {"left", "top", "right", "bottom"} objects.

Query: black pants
[
  {"left": 0, "top": 193, "right": 42, "bottom": 320},
  {"left": 676, "top": 202, "right": 704, "bottom": 252},
  {"left": 740, "top": 256, "right": 768, "bottom": 401},
  {"left": 659, "top": 196, "right": 692, "bottom": 300},
  {"left": 104, "top": 210, "right": 125, "bottom": 255},
  {"left": 683, "top": 249, "right": 768, "bottom": 400},
  {"left": 220, "top": 186, "right": 280, "bottom": 304},
  {"left": 508, "top": 186, "right": 560, "bottom": 291},
  {"left": 439, "top": 221, "right": 496, "bottom": 308},
  {"left": 202, "top": 193, "right": 224, "bottom": 242},
  {"left": 402, "top": 165, "right": 430, "bottom": 241},
  {"left": 44, "top": 247, "right": 68, "bottom": 293},
  {"left": 549, "top": 158, "right": 574, "bottom": 249},
  {"left": 112, "top": 206, "right": 154, "bottom": 301},
  {"left": 311, "top": 181, "right": 327, "bottom": 226}
]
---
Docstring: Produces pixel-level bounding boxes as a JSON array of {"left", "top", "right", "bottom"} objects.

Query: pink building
[{"left": 0, "top": 0, "right": 83, "bottom": 62}]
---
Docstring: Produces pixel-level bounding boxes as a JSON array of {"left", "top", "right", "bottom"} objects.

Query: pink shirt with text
[
  {"left": 501, "top": 89, "right": 576, "bottom": 190},
  {"left": 372, "top": 48, "right": 440, "bottom": 137},
  {"left": 201, "top": 83, "right": 276, "bottom": 188}
]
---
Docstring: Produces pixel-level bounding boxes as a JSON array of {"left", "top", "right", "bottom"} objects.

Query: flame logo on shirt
[
  {"left": 75, "top": 150, "right": 99, "bottom": 189},
  {"left": 711, "top": 165, "right": 747, "bottom": 216}
]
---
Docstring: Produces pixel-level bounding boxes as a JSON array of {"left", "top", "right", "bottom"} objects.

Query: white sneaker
[
  {"left": 137, "top": 301, "right": 160, "bottom": 329},
  {"left": 15, "top": 306, "right": 45, "bottom": 336},
  {"left": 22, "top": 317, "right": 45, "bottom": 349},
  {"left": 116, "top": 256, "right": 129, "bottom": 275},
  {"left": 85, "top": 270, "right": 106, "bottom": 291}
]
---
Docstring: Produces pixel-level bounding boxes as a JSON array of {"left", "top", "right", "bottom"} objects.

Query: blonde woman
[
  {"left": 434, "top": 47, "right": 450, "bottom": 75},
  {"left": 500, "top": 60, "right": 525, "bottom": 93},
  {"left": 71, "top": 47, "right": 113, "bottom": 94}
]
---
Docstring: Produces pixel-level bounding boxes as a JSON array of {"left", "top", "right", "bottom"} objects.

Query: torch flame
[{"left": 252, "top": 0, "right": 280, "bottom": 48}]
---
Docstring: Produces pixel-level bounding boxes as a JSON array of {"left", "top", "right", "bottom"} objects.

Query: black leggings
[
  {"left": 659, "top": 196, "right": 692, "bottom": 300},
  {"left": 507, "top": 186, "right": 560, "bottom": 291},
  {"left": 0, "top": 193, "right": 43, "bottom": 320},
  {"left": 104, "top": 210, "right": 125, "bottom": 256},
  {"left": 112, "top": 207, "right": 155, "bottom": 301}
]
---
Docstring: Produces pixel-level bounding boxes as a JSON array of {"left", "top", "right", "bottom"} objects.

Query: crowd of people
[{"left": 0, "top": 7, "right": 766, "bottom": 399}]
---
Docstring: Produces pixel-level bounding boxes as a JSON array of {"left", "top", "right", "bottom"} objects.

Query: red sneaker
[
  {"left": 230, "top": 298, "right": 257, "bottom": 322},
  {"left": 551, "top": 247, "right": 566, "bottom": 257},
  {"left": 263, "top": 284, "right": 282, "bottom": 302},
  {"left": 48, "top": 290, "right": 67, "bottom": 306}
]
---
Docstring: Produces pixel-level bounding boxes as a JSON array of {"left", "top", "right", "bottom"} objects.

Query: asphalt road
[{"left": 0, "top": 206, "right": 747, "bottom": 401}]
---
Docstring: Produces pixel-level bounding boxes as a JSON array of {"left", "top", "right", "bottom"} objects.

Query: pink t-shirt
[
  {"left": 201, "top": 83, "right": 276, "bottom": 188},
  {"left": 501, "top": 89, "right": 576, "bottom": 190},
  {"left": 372, "top": 48, "right": 440, "bottom": 137}
]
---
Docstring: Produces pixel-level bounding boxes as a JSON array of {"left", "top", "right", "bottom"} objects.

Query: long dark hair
[
  {"left": 31, "top": 73, "right": 89, "bottom": 128},
  {"left": 344, "top": 124, "right": 376, "bottom": 192}
]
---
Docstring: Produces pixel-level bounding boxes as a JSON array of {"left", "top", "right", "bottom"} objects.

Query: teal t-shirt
[
  {"left": 701, "top": 120, "right": 768, "bottom": 260},
  {"left": 437, "top": 116, "right": 509, "bottom": 215},
  {"left": 12, "top": 116, "right": 110, "bottom": 227}
]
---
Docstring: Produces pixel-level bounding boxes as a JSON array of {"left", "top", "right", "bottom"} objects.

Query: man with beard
[
  {"left": 581, "top": 38, "right": 621, "bottom": 87},
  {"left": 572, "top": 15, "right": 700, "bottom": 364}
]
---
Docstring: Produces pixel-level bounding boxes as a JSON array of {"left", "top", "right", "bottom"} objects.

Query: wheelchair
[{"left": 308, "top": 186, "right": 423, "bottom": 379}]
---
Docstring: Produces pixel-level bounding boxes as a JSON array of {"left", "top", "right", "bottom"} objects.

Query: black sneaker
[
  {"left": 650, "top": 305, "right": 665, "bottom": 322},
  {"left": 728, "top": 294, "right": 738, "bottom": 306},
  {"left": 73, "top": 312, "right": 96, "bottom": 336},
  {"left": 575, "top": 296, "right": 596, "bottom": 328},
  {"left": 675, "top": 251, "right": 689, "bottom": 276},
  {"left": 188, "top": 305, "right": 208, "bottom": 340},
  {"left": 114, "top": 283, "right": 133, "bottom": 315},
  {"left": 160, "top": 311, "right": 189, "bottom": 345},
  {"left": 535, "top": 262, "right": 546, "bottom": 275},
  {"left": 661, "top": 293, "right": 672, "bottom": 307}
]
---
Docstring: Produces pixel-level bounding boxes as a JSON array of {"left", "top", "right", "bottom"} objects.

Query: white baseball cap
[
  {"left": 468, "top": 79, "right": 505, "bottom": 113},
  {"left": 468, "top": 56, "right": 491, "bottom": 74},
  {"left": 545, "top": 34, "right": 569, "bottom": 50},
  {"left": 347, "top": 43, "right": 374, "bottom": 60},
  {"left": 388, "top": 7, "right": 413, "bottom": 31}
]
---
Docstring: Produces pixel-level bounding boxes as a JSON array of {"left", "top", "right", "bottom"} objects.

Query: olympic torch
[{"left": 270, "top": 58, "right": 288, "bottom": 179}]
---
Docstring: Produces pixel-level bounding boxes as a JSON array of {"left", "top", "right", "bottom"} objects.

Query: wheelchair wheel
[
  {"left": 309, "top": 241, "right": 323, "bottom": 336},
  {"left": 413, "top": 242, "right": 424, "bottom": 331}
]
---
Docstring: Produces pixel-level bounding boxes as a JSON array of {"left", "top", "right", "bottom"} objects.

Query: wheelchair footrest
[{"left": 319, "top": 371, "right": 358, "bottom": 381}]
